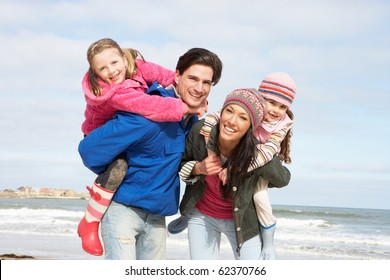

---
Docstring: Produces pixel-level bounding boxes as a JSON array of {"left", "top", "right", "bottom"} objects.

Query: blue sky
[{"left": 1, "top": 0, "right": 389, "bottom": 210}]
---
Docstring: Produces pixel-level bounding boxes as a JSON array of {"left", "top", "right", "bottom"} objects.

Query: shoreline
[
  {"left": 1, "top": 198, "right": 388, "bottom": 260},
  {"left": 0, "top": 231, "right": 343, "bottom": 260}
]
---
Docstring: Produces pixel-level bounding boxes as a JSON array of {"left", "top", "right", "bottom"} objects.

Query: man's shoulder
[
  {"left": 114, "top": 111, "right": 152, "bottom": 125},
  {"left": 147, "top": 82, "right": 176, "bottom": 98},
  {"left": 114, "top": 111, "right": 180, "bottom": 129},
  {"left": 115, "top": 110, "right": 143, "bottom": 118}
]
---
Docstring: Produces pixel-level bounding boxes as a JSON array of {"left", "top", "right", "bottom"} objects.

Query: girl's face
[
  {"left": 219, "top": 104, "right": 251, "bottom": 147},
  {"left": 91, "top": 48, "right": 128, "bottom": 85},
  {"left": 264, "top": 98, "right": 288, "bottom": 122}
]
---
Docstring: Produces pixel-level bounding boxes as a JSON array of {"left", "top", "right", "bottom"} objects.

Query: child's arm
[
  {"left": 200, "top": 109, "right": 221, "bottom": 137},
  {"left": 201, "top": 110, "right": 292, "bottom": 176},
  {"left": 200, "top": 110, "right": 221, "bottom": 153},
  {"left": 250, "top": 123, "right": 293, "bottom": 171},
  {"left": 109, "top": 81, "right": 188, "bottom": 123},
  {"left": 199, "top": 110, "right": 230, "bottom": 184},
  {"left": 137, "top": 59, "right": 175, "bottom": 87}
]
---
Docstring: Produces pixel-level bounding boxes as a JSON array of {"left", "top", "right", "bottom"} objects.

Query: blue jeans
[
  {"left": 187, "top": 208, "right": 262, "bottom": 260},
  {"left": 101, "top": 201, "right": 166, "bottom": 260}
]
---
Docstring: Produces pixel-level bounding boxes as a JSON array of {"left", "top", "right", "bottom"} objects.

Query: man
[{"left": 78, "top": 48, "right": 223, "bottom": 260}]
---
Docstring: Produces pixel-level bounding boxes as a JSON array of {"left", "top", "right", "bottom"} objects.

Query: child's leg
[
  {"left": 254, "top": 179, "right": 276, "bottom": 227},
  {"left": 78, "top": 154, "right": 127, "bottom": 256},
  {"left": 253, "top": 178, "right": 276, "bottom": 260}
]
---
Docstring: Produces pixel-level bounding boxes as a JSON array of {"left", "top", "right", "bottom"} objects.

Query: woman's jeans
[
  {"left": 188, "top": 208, "right": 262, "bottom": 260},
  {"left": 101, "top": 201, "right": 166, "bottom": 260}
]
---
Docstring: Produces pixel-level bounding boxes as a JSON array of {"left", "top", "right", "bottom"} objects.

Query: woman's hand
[
  {"left": 193, "top": 155, "right": 222, "bottom": 176},
  {"left": 218, "top": 168, "right": 228, "bottom": 185}
]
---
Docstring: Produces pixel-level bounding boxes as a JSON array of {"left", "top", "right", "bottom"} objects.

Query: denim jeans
[
  {"left": 101, "top": 201, "right": 166, "bottom": 260},
  {"left": 187, "top": 208, "right": 262, "bottom": 260}
]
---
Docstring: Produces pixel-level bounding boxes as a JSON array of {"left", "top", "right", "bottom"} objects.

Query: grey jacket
[{"left": 179, "top": 120, "right": 291, "bottom": 255}]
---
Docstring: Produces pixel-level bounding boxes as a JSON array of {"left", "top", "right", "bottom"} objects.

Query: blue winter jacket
[{"left": 78, "top": 83, "right": 197, "bottom": 216}]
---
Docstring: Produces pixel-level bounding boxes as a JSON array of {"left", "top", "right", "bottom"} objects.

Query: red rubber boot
[{"left": 77, "top": 182, "right": 114, "bottom": 256}]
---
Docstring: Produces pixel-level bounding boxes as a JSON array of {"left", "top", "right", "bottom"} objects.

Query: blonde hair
[
  {"left": 279, "top": 109, "right": 294, "bottom": 164},
  {"left": 86, "top": 38, "right": 144, "bottom": 96}
]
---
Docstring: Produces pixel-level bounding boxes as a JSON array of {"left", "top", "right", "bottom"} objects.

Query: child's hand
[
  {"left": 194, "top": 100, "right": 208, "bottom": 117},
  {"left": 218, "top": 168, "right": 228, "bottom": 185},
  {"left": 195, "top": 108, "right": 206, "bottom": 117}
]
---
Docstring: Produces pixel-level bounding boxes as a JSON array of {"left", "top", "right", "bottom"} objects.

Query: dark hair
[
  {"left": 217, "top": 125, "right": 258, "bottom": 200},
  {"left": 279, "top": 109, "right": 294, "bottom": 164},
  {"left": 176, "top": 48, "right": 223, "bottom": 86}
]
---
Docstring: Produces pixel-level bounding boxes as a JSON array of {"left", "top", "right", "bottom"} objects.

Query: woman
[{"left": 178, "top": 88, "right": 291, "bottom": 259}]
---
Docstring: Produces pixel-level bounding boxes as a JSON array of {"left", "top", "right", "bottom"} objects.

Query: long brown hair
[
  {"left": 86, "top": 38, "right": 144, "bottom": 96},
  {"left": 278, "top": 109, "right": 294, "bottom": 164},
  {"left": 216, "top": 123, "right": 258, "bottom": 201}
]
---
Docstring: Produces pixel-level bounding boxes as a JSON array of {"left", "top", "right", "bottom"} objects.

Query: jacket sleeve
[
  {"left": 179, "top": 121, "right": 206, "bottom": 184},
  {"left": 109, "top": 85, "right": 187, "bottom": 123},
  {"left": 78, "top": 112, "right": 147, "bottom": 174},
  {"left": 254, "top": 155, "right": 291, "bottom": 188},
  {"left": 137, "top": 59, "right": 175, "bottom": 87},
  {"left": 250, "top": 122, "right": 293, "bottom": 171},
  {"left": 200, "top": 110, "right": 221, "bottom": 137}
]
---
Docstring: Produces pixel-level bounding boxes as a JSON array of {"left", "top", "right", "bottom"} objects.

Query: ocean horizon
[{"left": 0, "top": 197, "right": 389, "bottom": 260}]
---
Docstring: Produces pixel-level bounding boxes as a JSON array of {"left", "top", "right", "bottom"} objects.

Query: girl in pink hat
[{"left": 169, "top": 72, "right": 296, "bottom": 260}]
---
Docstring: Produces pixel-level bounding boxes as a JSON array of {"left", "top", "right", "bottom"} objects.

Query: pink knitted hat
[{"left": 258, "top": 72, "right": 297, "bottom": 107}]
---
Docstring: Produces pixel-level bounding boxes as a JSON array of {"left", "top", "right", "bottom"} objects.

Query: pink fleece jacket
[{"left": 81, "top": 59, "right": 188, "bottom": 135}]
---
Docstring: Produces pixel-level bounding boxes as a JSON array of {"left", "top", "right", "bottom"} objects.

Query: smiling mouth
[
  {"left": 268, "top": 113, "right": 278, "bottom": 119},
  {"left": 189, "top": 92, "right": 202, "bottom": 99},
  {"left": 224, "top": 125, "right": 236, "bottom": 133},
  {"left": 109, "top": 72, "right": 120, "bottom": 82}
]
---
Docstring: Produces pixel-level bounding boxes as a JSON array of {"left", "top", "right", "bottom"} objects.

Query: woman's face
[
  {"left": 91, "top": 48, "right": 128, "bottom": 85},
  {"left": 219, "top": 104, "right": 251, "bottom": 146}
]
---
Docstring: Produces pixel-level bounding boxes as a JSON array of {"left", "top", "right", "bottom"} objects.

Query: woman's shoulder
[
  {"left": 187, "top": 119, "right": 206, "bottom": 141},
  {"left": 191, "top": 118, "right": 206, "bottom": 131}
]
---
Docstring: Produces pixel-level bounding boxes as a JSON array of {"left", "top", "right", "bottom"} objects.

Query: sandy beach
[
  {"left": 0, "top": 224, "right": 324, "bottom": 260},
  {"left": 0, "top": 213, "right": 312, "bottom": 260},
  {"left": 0, "top": 229, "right": 246, "bottom": 260}
]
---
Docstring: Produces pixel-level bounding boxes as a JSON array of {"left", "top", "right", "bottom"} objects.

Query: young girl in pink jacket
[
  {"left": 169, "top": 72, "right": 296, "bottom": 260},
  {"left": 78, "top": 38, "right": 205, "bottom": 256}
]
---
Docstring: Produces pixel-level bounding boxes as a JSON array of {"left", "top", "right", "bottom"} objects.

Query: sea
[{"left": 0, "top": 197, "right": 389, "bottom": 260}]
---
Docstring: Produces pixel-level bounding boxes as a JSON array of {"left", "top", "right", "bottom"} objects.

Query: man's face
[{"left": 174, "top": 64, "right": 214, "bottom": 110}]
